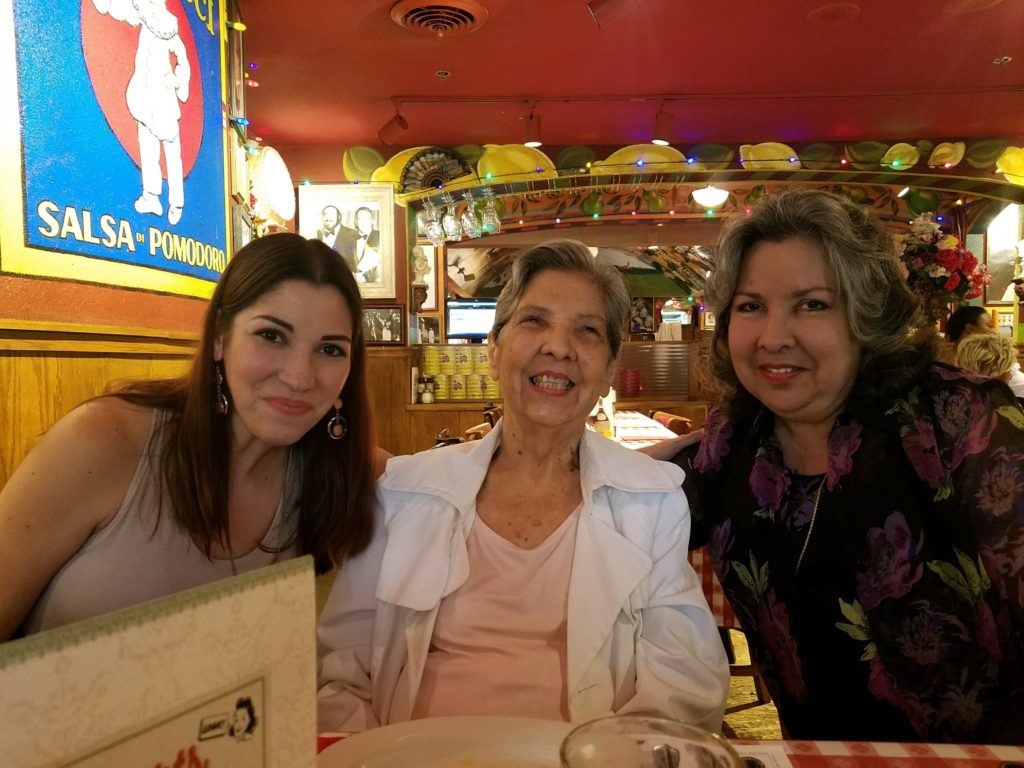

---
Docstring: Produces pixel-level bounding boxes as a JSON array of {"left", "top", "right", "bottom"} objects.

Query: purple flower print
[
  {"left": 901, "top": 420, "right": 947, "bottom": 490},
  {"left": 894, "top": 603, "right": 969, "bottom": 666},
  {"left": 856, "top": 512, "right": 924, "bottom": 610},
  {"left": 939, "top": 680, "right": 984, "bottom": 738},
  {"left": 867, "top": 657, "right": 928, "bottom": 738},
  {"left": 709, "top": 521, "right": 734, "bottom": 581},
  {"left": 757, "top": 589, "right": 807, "bottom": 702},
  {"left": 974, "top": 447, "right": 1022, "bottom": 518},
  {"left": 895, "top": 608, "right": 947, "bottom": 665},
  {"left": 933, "top": 389, "right": 997, "bottom": 471},
  {"left": 825, "top": 420, "right": 862, "bottom": 490},
  {"left": 694, "top": 407, "right": 733, "bottom": 473},
  {"left": 974, "top": 599, "right": 1002, "bottom": 660},
  {"left": 750, "top": 450, "right": 789, "bottom": 510}
]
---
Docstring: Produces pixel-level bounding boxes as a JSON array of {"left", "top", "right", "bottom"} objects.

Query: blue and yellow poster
[{"left": 1, "top": 0, "right": 227, "bottom": 298}]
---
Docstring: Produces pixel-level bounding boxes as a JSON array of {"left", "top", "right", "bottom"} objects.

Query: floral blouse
[{"left": 676, "top": 364, "right": 1024, "bottom": 744}]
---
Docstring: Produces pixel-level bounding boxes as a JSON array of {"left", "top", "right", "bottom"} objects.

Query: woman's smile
[
  {"left": 265, "top": 396, "right": 313, "bottom": 416},
  {"left": 529, "top": 372, "right": 576, "bottom": 394}
]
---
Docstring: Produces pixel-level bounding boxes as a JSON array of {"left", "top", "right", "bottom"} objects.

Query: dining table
[
  {"left": 317, "top": 733, "right": 1024, "bottom": 767},
  {"left": 607, "top": 408, "right": 679, "bottom": 449}
]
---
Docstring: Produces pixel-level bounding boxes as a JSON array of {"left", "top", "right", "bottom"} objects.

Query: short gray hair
[
  {"left": 491, "top": 240, "right": 630, "bottom": 358},
  {"left": 706, "top": 188, "right": 937, "bottom": 417}
]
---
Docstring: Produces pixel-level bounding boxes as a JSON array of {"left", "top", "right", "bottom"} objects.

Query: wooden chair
[
  {"left": 689, "top": 546, "right": 772, "bottom": 705},
  {"left": 432, "top": 428, "right": 463, "bottom": 448},
  {"left": 721, "top": 628, "right": 773, "bottom": 704},
  {"left": 483, "top": 402, "right": 504, "bottom": 427},
  {"left": 647, "top": 410, "right": 693, "bottom": 435},
  {"left": 463, "top": 422, "right": 492, "bottom": 441}
]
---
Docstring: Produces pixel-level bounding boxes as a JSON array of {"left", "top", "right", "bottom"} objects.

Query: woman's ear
[
  {"left": 212, "top": 310, "right": 224, "bottom": 361},
  {"left": 603, "top": 351, "right": 621, "bottom": 395},
  {"left": 488, "top": 331, "right": 501, "bottom": 381}
]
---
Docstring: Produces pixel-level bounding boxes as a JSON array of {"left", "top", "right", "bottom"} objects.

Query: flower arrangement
[{"left": 894, "top": 213, "right": 990, "bottom": 323}]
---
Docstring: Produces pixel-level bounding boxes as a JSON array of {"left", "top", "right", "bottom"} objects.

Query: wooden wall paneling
[
  {"left": 0, "top": 323, "right": 198, "bottom": 489},
  {"left": 364, "top": 347, "right": 414, "bottom": 455},
  {"left": 1, "top": 350, "right": 193, "bottom": 488}
]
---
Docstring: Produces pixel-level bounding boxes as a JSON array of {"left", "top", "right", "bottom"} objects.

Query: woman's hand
[{"left": 637, "top": 429, "right": 704, "bottom": 461}]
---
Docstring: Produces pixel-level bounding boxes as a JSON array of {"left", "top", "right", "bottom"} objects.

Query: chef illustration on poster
[
  {"left": 92, "top": 0, "right": 191, "bottom": 226},
  {"left": 8, "top": 0, "right": 227, "bottom": 294}
]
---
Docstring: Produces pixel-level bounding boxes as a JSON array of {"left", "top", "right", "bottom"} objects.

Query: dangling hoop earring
[
  {"left": 327, "top": 397, "right": 347, "bottom": 440},
  {"left": 214, "top": 363, "right": 230, "bottom": 416}
]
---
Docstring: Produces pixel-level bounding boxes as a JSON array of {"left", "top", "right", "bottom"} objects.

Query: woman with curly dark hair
[{"left": 669, "top": 188, "right": 1024, "bottom": 744}]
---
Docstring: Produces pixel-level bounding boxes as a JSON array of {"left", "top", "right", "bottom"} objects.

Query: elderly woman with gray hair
[{"left": 316, "top": 239, "right": 728, "bottom": 732}]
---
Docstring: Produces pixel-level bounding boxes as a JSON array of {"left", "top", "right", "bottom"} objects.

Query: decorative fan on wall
[{"left": 399, "top": 147, "right": 474, "bottom": 194}]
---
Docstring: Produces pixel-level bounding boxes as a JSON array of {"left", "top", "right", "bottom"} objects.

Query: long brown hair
[{"left": 112, "top": 233, "right": 376, "bottom": 573}]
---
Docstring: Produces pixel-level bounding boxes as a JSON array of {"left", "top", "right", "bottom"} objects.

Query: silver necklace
[{"left": 795, "top": 478, "right": 826, "bottom": 575}]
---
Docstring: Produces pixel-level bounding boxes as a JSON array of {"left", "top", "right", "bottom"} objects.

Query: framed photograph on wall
[
  {"left": 363, "top": 305, "right": 404, "bottom": 345},
  {"left": 226, "top": 0, "right": 245, "bottom": 134},
  {"left": 414, "top": 314, "right": 442, "bottom": 345},
  {"left": 411, "top": 243, "right": 440, "bottom": 311},
  {"left": 629, "top": 297, "right": 655, "bottom": 333},
  {"left": 297, "top": 184, "right": 396, "bottom": 299},
  {"left": 230, "top": 203, "right": 252, "bottom": 255}
]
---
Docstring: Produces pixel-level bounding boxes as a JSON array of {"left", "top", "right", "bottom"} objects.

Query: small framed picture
[
  {"left": 230, "top": 203, "right": 252, "bottom": 255},
  {"left": 363, "top": 305, "right": 404, "bottom": 345},
  {"left": 629, "top": 297, "right": 655, "bottom": 334},
  {"left": 414, "top": 314, "right": 442, "bottom": 345}
]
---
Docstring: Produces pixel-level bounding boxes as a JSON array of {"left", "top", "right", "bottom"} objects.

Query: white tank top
[{"left": 22, "top": 410, "right": 298, "bottom": 635}]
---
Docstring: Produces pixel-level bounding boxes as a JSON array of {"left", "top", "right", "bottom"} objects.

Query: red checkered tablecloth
[
  {"left": 321, "top": 734, "right": 1024, "bottom": 764},
  {"left": 689, "top": 546, "right": 738, "bottom": 629},
  {"left": 734, "top": 739, "right": 1024, "bottom": 767}
]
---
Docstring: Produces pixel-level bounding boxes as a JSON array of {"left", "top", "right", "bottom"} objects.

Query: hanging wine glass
[
  {"left": 440, "top": 191, "right": 463, "bottom": 241},
  {"left": 460, "top": 191, "right": 483, "bottom": 238},
  {"left": 481, "top": 187, "right": 501, "bottom": 235},
  {"left": 421, "top": 200, "right": 445, "bottom": 247}
]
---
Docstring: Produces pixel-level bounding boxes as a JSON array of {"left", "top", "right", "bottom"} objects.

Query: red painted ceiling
[{"left": 242, "top": 0, "right": 1024, "bottom": 152}]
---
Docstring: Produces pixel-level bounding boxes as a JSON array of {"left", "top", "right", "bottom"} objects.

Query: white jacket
[{"left": 317, "top": 423, "right": 728, "bottom": 732}]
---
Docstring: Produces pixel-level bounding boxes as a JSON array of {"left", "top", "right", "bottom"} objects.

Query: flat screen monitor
[{"left": 445, "top": 298, "right": 497, "bottom": 341}]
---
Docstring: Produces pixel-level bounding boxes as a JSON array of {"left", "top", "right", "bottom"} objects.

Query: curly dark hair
[{"left": 704, "top": 188, "right": 938, "bottom": 422}]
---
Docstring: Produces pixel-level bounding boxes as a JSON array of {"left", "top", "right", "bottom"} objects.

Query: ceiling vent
[{"left": 390, "top": 1, "right": 490, "bottom": 36}]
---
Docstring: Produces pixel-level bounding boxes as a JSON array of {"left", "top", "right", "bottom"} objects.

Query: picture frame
[
  {"left": 996, "top": 309, "right": 1016, "bottom": 337},
  {"left": 629, "top": 297, "right": 655, "bottom": 334},
  {"left": 228, "top": 130, "right": 250, "bottom": 205},
  {"left": 230, "top": 203, "right": 252, "bottom": 255},
  {"left": 363, "top": 305, "right": 404, "bottom": 345},
  {"left": 297, "top": 184, "right": 396, "bottom": 299},
  {"left": 414, "top": 314, "right": 442, "bottom": 345},
  {"left": 226, "top": 0, "right": 245, "bottom": 134},
  {"left": 411, "top": 242, "right": 440, "bottom": 312}
]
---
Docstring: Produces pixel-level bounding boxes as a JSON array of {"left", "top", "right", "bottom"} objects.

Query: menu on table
[{"left": 0, "top": 557, "right": 316, "bottom": 768}]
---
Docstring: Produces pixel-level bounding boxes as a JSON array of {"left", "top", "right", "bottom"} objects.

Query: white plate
[{"left": 318, "top": 716, "right": 572, "bottom": 768}]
